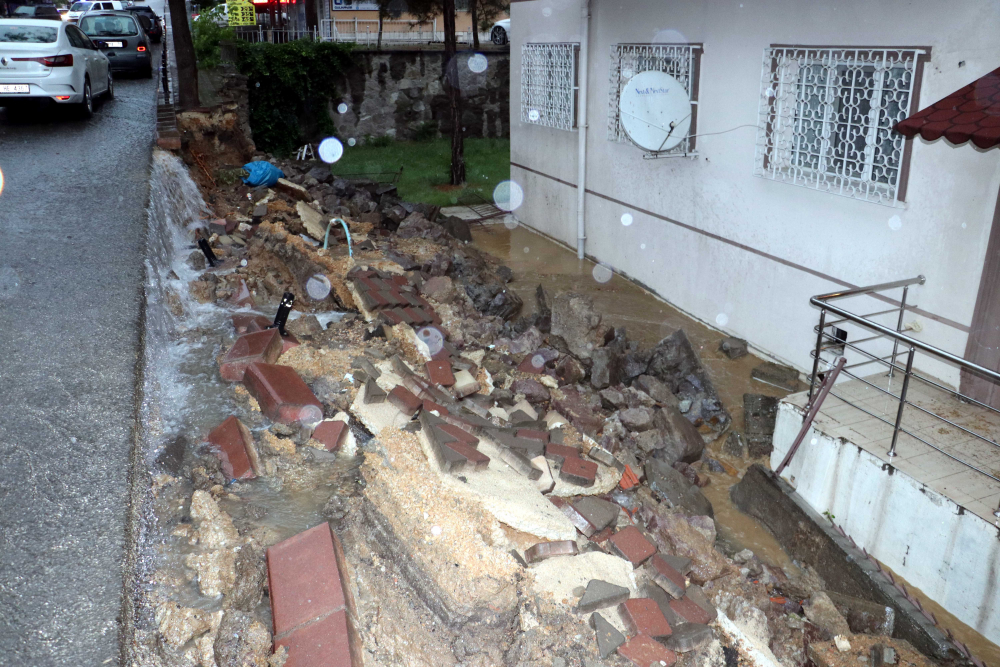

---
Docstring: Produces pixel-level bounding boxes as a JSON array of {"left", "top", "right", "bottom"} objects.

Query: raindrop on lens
[
  {"left": 347, "top": 138, "right": 357, "bottom": 147},
  {"left": 962, "top": 222, "right": 967, "bottom": 229},
  {"left": 542, "top": 6, "right": 551, "bottom": 16},
  {"left": 337, "top": 102, "right": 348, "bottom": 114},
  {"left": 306, "top": 274, "right": 332, "bottom": 301},
  {"left": 523, "top": 247, "right": 530, "bottom": 253},
  {"left": 255, "top": 82, "right": 260, "bottom": 87},
  {"left": 494, "top": 181, "right": 524, "bottom": 212},
  {"left": 592, "top": 264, "right": 613, "bottom": 283},
  {"left": 621, "top": 213, "right": 633, "bottom": 227},
  {"left": 503, "top": 214, "right": 519, "bottom": 230},
  {"left": 417, "top": 326, "right": 444, "bottom": 355},
  {"left": 811, "top": 438, "right": 818, "bottom": 445},
  {"left": 716, "top": 313, "right": 729, "bottom": 327},
  {"left": 640, "top": 243, "right": 646, "bottom": 250},
  {"left": 468, "top": 53, "right": 488, "bottom": 73},
  {"left": 531, "top": 354, "right": 545, "bottom": 369},
  {"left": 318, "top": 137, "right": 344, "bottom": 164},
  {"left": 888, "top": 215, "right": 902, "bottom": 231},
  {"left": 528, "top": 109, "right": 540, "bottom": 122}
]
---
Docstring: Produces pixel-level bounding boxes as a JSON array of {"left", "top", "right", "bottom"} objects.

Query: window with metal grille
[
  {"left": 754, "top": 47, "right": 926, "bottom": 205},
  {"left": 521, "top": 43, "right": 578, "bottom": 131},
  {"left": 608, "top": 43, "right": 702, "bottom": 156}
]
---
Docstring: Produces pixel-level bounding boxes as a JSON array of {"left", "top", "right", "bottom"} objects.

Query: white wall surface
[{"left": 510, "top": 0, "right": 1000, "bottom": 384}]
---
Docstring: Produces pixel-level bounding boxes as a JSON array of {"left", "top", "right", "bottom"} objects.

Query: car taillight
[
  {"left": 137, "top": 45, "right": 146, "bottom": 52},
  {"left": 12, "top": 54, "right": 73, "bottom": 67}
]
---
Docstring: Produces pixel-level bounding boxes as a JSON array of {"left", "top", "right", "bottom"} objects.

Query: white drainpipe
[{"left": 576, "top": 0, "right": 590, "bottom": 259}]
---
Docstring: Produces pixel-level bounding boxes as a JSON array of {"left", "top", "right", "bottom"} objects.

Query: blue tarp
[{"left": 242, "top": 161, "right": 285, "bottom": 187}]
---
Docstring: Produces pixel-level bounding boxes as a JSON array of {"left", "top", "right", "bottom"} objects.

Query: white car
[
  {"left": 65, "top": 0, "right": 125, "bottom": 23},
  {"left": 0, "top": 19, "right": 113, "bottom": 118},
  {"left": 490, "top": 18, "right": 509, "bottom": 45}
]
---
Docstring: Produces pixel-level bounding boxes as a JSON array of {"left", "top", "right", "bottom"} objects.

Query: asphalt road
[{"left": 0, "top": 16, "right": 163, "bottom": 664}]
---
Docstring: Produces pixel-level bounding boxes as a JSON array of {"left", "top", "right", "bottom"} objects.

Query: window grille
[
  {"left": 754, "top": 47, "right": 924, "bottom": 206},
  {"left": 608, "top": 43, "right": 701, "bottom": 155},
  {"left": 521, "top": 43, "right": 578, "bottom": 131}
]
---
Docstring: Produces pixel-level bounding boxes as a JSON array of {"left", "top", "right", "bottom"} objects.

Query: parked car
[
  {"left": 0, "top": 18, "right": 113, "bottom": 117},
  {"left": 78, "top": 11, "right": 149, "bottom": 76},
  {"left": 65, "top": 0, "right": 123, "bottom": 23},
  {"left": 126, "top": 4, "right": 159, "bottom": 42},
  {"left": 11, "top": 4, "right": 61, "bottom": 18},
  {"left": 490, "top": 18, "right": 508, "bottom": 45}
]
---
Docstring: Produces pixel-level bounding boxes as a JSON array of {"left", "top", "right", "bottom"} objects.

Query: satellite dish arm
[{"left": 656, "top": 111, "right": 692, "bottom": 152}]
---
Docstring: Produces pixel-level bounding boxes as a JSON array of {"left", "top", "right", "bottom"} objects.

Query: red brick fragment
[
  {"left": 608, "top": 526, "right": 657, "bottom": 567},
  {"left": 591, "top": 526, "right": 615, "bottom": 543},
  {"left": 620, "top": 598, "right": 673, "bottom": 638},
  {"left": 545, "top": 443, "right": 581, "bottom": 464},
  {"left": 206, "top": 415, "right": 259, "bottom": 480},
  {"left": 437, "top": 423, "right": 479, "bottom": 448},
  {"left": 669, "top": 596, "right": 712, "bottom": 625},
  {"left": 275, "top": 608, "right": 353, "bottom": 667},
  {"left": 388, "top": 385, "right": 422, "bottom": 416},
  {"left": 443, "top": 440, "right": 490, "bottom": 471},
  {"left": 243, "top": 362, "right": 323, "bottom": 425},
  {"left": 313, "top": 420, "right": 348, "bottom": 452},
  {"left": 618, "top": 634, "right": 677, "bottom": 667},
  {"left": 560, "top": 456, "right": 598, "bottom": 487},
  {"left": 425, "top": 359, "right": 456, "bottom": 387},
  {"left": 267, "top": 523, "right": 346, "bottom": 636},
  {"left": 220, "top": 329, "right": 284, "bottom": 382}
]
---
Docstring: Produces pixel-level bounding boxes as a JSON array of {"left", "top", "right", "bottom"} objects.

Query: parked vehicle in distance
[
  {"left": 0, "top": 18, "right": 113, "bottom": 118},
  {"left": 11, "top": 4, "right": 61, "bottom": 19},
  {"left": 126, "top": 4, "right": 159, "bottom": 42},
  {"left": 78, "top": 10, "right": 150, "bottom": 77},
  {"left": 65, "top": 0, "right": 123, "bottom": 23},
  {"left": 490, "top": 18, "right": 508, "bottom": 45}
]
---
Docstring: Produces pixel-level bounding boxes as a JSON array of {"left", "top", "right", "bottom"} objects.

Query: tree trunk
[
  {"left": 377, "top": 11, "right": 383, "bottom": 50},
  {"left": 168, "top": 0, "right": 199, "bottom": 109},
  {"left": 442, "top": 0, "right": 465, "bottom": 185},
  {"left": 469, "top": 0, "right": 478, "bottom": 49}
]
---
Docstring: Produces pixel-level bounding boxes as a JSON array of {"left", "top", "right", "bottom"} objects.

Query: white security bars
[
  {"left": 521, "top": 43, "right": 579, "bottom": 131},
  {"left": 754, "top": 47, "right": 923, "bottom": 206},
  {"left": 608, "top": 43, "right": 701, "bottom": 155}
]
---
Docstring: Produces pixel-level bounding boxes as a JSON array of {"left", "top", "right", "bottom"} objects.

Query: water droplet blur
[
  {"left": 528, "top": 109, "right": 540, "bottom": 122},
  {"left": 118, "top": 195, "right": 124, "bottom": 202},
  {"left": 716, "top": 313, "right": 729, "bottom": 327},
  {"left": 592, "top": 264, "right": 613, "bottom": 283},
  {"left": 810, "top": 438, "right": 818, "bottom": 445},
  {"left": 523, "top": 247, "right": 530, "bottom": 253},
  {"left": 468, "top": 53, "right": 488, "bottom": 73},
  {"left": 347, "top": 138, "right": 356, "bottom": 147},
  {"left": 531, "top": 354, "right": 545, "bottom": 368},
  {"left": 318, "top": 137, "right": 344, "bottom": 164},
  {"left": 962, "top": 222, "right": 968, "bottom": 229},
  {"left": 337, "top": 102, "right": 348, "bottom": 114},
  {"left": 503, "top": 214, "right": 519, "bottom": 230},
  {"left": 417, "top": 326, "right": 444, "bottom": 356},
  {"left": 494, "top": 180, "right": 524, "bottom": 212},
  {"left": 621, "top": 213, "right": 633, "bottom": 226},
  {"left": 640, "top": 243, "right": 646, "bottom": 249},
  {"left": 255, "top": 82, "right": 260, "bottom": 87},
  {"left": 305, "top": 274, "right": 332, "bottom": 301},
  {"left": 766, "top": 87, "right": 775, "bottom": 98},
  {"left": 542, "top": 6, "right": 551, "bottom": 16},
  {"left": 888, "top": 215, "right": 902, "bottom": 231},
  {"left": 240, "top": 259, "right": 248, "bottom": 267},
  {"left": 431, "top": 525, "right": 442, "bottom": 536}
]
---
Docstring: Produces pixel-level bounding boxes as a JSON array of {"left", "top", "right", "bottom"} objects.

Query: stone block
[
  {"left": 719, "top": 336, "right": 748, "bottom": 359},
  {"left": 744, "top": 393, "right": 780, "bottom": 458},
  {"left": 572, "top": 497, "right": 619, "bottom": 534},
  {"left": 525, "top": 540, "right": 579, "bottom": 564},
  {"left": 620, "top": 598, "right": 673, "bottom": 639},
  {"left": 826, "top": 591, "right": 895, "bottom": 636},
  {"left": 591, "top": 612, "right": 626, "bottom": 659},
  {"left": 425, "top": 359, "right": 455, "bottom": 387},
  {"left": 243, "top": 363, "right": 323, "bottom": 425},
  {"left": 576, "top": 579, "right": 630, "bottom": 613},
  {"left": 608, "top": 526, "right": 656, "bottom": 567},
  {"left": 267, "top": 523, "right": 345, "bottom": 637},
  {"left": 669, "top": 596, "right": 711, "bottom": 625},
  {"left": 387, "top": 385, "right": 421, "bottom": 416},
  {"left": 560, "top": 456, "right": 598, "bottom": 487},
  {"left": 276, "top": 177, "right": 311, "bottom": 201},
  {"left": 751, "top": 361, "right": 800, "bottom": 391},
  {"left": 312, "top": 419, "right": 347, "bottom": 452},
  {"left": 220, "top": 329, "right": 284, "bottom": 382},
  {"left": 206, "top": 415, "right": 259, "bottom": 480},
  {"left": 618, "top": 634, "right": 677, "bottom": 667},
  {"left": 644, "top": 459, "right": 714, "bottom": 517}
]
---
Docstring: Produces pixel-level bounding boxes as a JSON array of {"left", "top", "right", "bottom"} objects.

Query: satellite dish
[{"left": 619, "top": 70, "right": 692, "bottom": 152}]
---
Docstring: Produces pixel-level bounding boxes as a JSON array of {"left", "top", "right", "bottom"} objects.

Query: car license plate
[
  {"left": 107, "top": 41, "right": 124, "bottom": 48},
  {"left": 0, "top": 84, "right": 29, "bottom": 94}
]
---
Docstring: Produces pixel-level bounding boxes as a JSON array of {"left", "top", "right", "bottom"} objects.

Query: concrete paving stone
[
  {"left": 555, "top": 498, "right": 595, "bottom": 536},
  {"left": 560, "top": 456, "right": 599, "bottom": 487},
  {"left": 275, "top": 607, "right": 354, "bottom": 667},
  {"left": 572, "top": 497, "right": 620, "bottom": 534},
  {"left": 420, "top": 416, "right": 468, "bottom": 472},
  {"left": 549, "top": 428, "right": 566, "bottom": 444},
  {"left": 267, "top": 523, "right": 346, "bottom": 637},
  {"left": 220, "top": 328, "right": 284, "bottom": 382},
  {"left": 658, "top": 553, "right": 693, "bottom": 575},
  {"left": 232, "top": 313, "right": 272, "bottom": 335},
  {"left": 206, "top": 415, "right": 259, "bottom": 480},
  {"left": 649, "top": 555, "right": 687, "bottom": 599},
  {"left": 587, "top": 444, "right": 618, "bottom": 467},
  {"left": 312, "top": 420, "right": 347, "bottom": 452},
  {"left": 653, "top": 573, "right": 686, "bottom": 600},
  {"left": 608, "top": 526, "right": 657, "bottom": 567},
  {"left": 576, "top": 579, "right": 631, "bottom": 613},
  {"left": 376, "top": 289, "right": 404, "bottom": 307},
  {"left": 442, "top": 439, "right": 490, "bottom": 471},
  {"left": 525, "top": 540, "right": 579, "bottom": 564},
  {"left": 640, "top": 582, "right": 683, "bottom": 627},
  {"left": 666, "top": 623, "right": 715, "bottom": 652},
  {"left": 388, "top": 385, "right": 422, "bottom": 416},
  {"left": 351, "top": 357, "right": 381, "bottom": 380},
  {"left": 618, "top": 634, "right": 677, "bottom": 667},
  {"left": 591, "top": 612, "right": 626, "bottom": 659},
  {"left": 229, "top": 278, "right": 255, "bottom": 307},
  {"left": 683, "top": 585, "right": 717, "bottom": 622},
  {"left": 356, "top": 290, "right": 380, "bottom": 312},
  {"left": 363, "top": 378, "right": 387, "bottom": 403},
  {"left": 516, "top": 428, "right": 549, "bottom": 444},
  {"left": 669, "top": 596, "right": 712, "bottom": 625},
  {"left": 620, "top": 598, "right": 673, "bottom": 639},
  {"left": 546, "top": 443, "right": 582, "bottom": 464},
  {"left": 426, "top": 359, "right": 456, "bottom": 387},
  {"left": 508, "top": 409, "right": 537, "bottom": 424},
  {"left": 244, "top": 363, "right": 324, "bottom": 425},
  {"left": 452, "top": 369, "right": 481, "bottom": 397},
  {"left": 380, "top": 308, "right": 405, "bottom": 326},
  {"left": 437, "top": 423, "right": 479, "bottom": 448},
  {"left": 497, "top": 446, "right": 543, "bottom": 480}
]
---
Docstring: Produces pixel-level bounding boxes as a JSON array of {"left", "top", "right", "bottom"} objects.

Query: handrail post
[
  {"left": 888, "top": 285, "right": 909, "bottom": 378},
  {"left": 887, "top": 346, "right": 915, "bottom": 459},
  {"left": 809, "top": 308, "right": 827, "bottom": 402}
]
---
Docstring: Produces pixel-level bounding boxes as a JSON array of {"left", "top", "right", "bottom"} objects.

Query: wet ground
[{"left": 0, "top": 21, "right": 164, "bottom": 664}]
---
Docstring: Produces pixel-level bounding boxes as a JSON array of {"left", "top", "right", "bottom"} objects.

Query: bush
[
  {"left": 191, "top": 7, "right": 233, "bottom": 69},
  {"left": 364, "top": 134, "right": 394, "bottom": 148},
  {"left": 412, "top": 120, "right": 438, "bottom": 142},
  {"left": 237, "top": 40, "right": 354, "bottom": 155}
]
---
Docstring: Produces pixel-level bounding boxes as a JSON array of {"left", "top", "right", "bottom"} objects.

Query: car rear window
[
  {"left": 0, "top": 25, "right": 58, "bottom": 42},
  {"left": 13, "top": 6, "right": 36, "bottom": 14},
  {"left": 80, "top": 15, "right": 138, "bottom": 36},
  {"left": 69, "top": 2, "right": 92, "bottom": 10}
]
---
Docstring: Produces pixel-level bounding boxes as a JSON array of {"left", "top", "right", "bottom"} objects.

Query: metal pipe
[
  {"left": 575, "top": 0, "right": 590, "bottom": 259},
  {"left": 889, "top": 285, "right": 908, "bottom": 378},
  {"left": 814, "top": 275, "right": 924, "bottom": 302},
  {"left": 887, "top": 347, "right": 915, "bottom": 458},
  {"left": 809, "top": 308, "right": 826, "bottom": 402},
  {"left": 776, "top": 356, "right": 846, "bottom": 476}
]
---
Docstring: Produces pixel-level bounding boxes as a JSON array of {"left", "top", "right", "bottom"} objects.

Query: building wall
[{"left": 510, "top": 0, "right": 1000, "bottom": 386}]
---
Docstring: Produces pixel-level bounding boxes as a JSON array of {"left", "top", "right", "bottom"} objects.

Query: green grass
[{"left": 330, "top": 137, "right": 510, "bottom": 208}]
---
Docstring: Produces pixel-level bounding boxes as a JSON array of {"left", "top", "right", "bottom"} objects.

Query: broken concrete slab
[
  {"left": 576, "top": 579, "right": 631, "bottom": 613},
  {"left": 550, "top": 292, "right": 604, "bottom": 360},
  {"left": 206, "top": 415, "right": 259, "bottom": 481},
  {"left": 804, "top": 591, "right": 852, "bottom": 639},
  {"left": 826, "top": 591, "right": 895, "bottom": 636},
  {"left": 591, "top": 612, "right": 626, "bottom": 659}
]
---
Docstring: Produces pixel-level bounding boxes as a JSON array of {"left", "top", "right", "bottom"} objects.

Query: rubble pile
[{"left": 136, "top": 150, "right": 946, "bottom": 667}]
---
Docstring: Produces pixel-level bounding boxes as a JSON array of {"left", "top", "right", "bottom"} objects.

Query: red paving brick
[
  {"left": 560, "top": 456, "right": 598, "bottom": 487},
  {"left": 425, "top": 359, "right": 456, "bottom": 386},
  {"left": 267, "top": 523, "right": 346, "bottom": 636},
  {"left": 312, "top": 420, "right": 347, "bottom": 452},
  {"left": 516, "top": 428, "right": 549, "bottom": 444},
  {"left": 669, "top": 596, "right": 712, "bottom": 625},
  {"left": 649, "top": 555, "right": 687, "bottom": 593},
  {"left": 620, "top": 598, "right": 673, "bottom": 639},
  {"left": 275, "top": 608, "right": 353, "bottom": 667},
  {"left": 243, "top": 363, "right": 323, "bottom": 425},
  {"left": 437, "top": 423, "right": 479, "bottom": 447},
  {"left": 545, "top": 443, "right": 581, "bottom": 464},
  {"left": 608, "top": 526, "right": 657, "bottom": 567},
  {"left": 421, "top": 399, "right": 450, "bottom": 415},
  {"left": 220, "top": 329, "right": 284, "bottom": 382},
  {"left": 618, "top": 634, "right": 677, "bottom": 667},
  {"left": 388, "top": 386, "right": 422, "bottom": 416},
  {"left": 206, "top": 415, "right": 258, "bottom": 480},
  {"left": 443, "top": 439, "right": 490, "bottom": 471}
]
